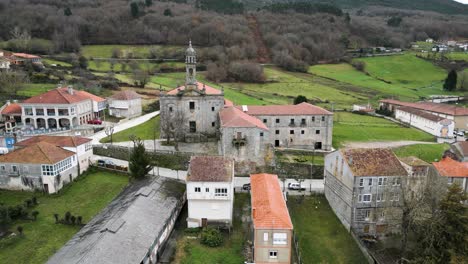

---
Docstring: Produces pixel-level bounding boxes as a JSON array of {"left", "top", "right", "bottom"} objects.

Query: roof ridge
[
  {"left": 56, "top": 88, "right": 73, "bottom": 104},
  {"left": 35, "top": 142, "right": 54, "bottom": 163}
]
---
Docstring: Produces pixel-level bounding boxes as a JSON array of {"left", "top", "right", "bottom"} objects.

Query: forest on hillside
[{"left": 0, "top": 0, "right": 467, "bottom": 74}]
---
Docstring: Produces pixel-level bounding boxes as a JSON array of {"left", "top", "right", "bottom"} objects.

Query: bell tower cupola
[{"left": 185, "top": 40, "right": 197, "bottom": 86}]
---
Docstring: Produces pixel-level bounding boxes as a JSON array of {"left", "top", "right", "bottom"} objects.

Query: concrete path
[
  {"left": 344, "top": 140, "right": 437, "bottom": 149},
  {"left": 92, "top": 155, "right": 324, "bottom": 193},
  {"left": 90, "top": 111, "right": 160, "bottom": 144}
]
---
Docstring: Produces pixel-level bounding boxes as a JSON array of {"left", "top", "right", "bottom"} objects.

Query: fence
[{"left": 292, "top": 231, "right": 303, "bottom": 264}]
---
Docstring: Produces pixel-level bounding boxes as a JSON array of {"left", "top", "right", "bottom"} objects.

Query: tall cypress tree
[
  {"left": 443, "top": 70, "right": 457, "bottom": 91},
  {"left": 130, "top": 2, "right": 139, "bottom": 18},
  {"left": 129, "top": 138, "right": 152, "bottom": 179}
]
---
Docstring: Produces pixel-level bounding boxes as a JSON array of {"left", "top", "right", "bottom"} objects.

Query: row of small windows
[
  {"left": 194, "top": 187, "right": 228, "bottom": 197},
  {"left": 263, "top": 116, "right": 326, "bottom": 124},
  {"left": 358, "top": 177, "right": 401, "bottom": 187},
  {"left": 358, "top": 192, "right": 400, "bottom": 203},
  {"left": 41, "top": 157, "right": 72, "bottom": 176},
  {"left": 168, "top": 103, "right": 216, "bottom": 112}
]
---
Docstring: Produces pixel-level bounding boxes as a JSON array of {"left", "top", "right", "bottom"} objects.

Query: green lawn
[
  {"left": 288, "top": 195, "right": 367, "bottom": 264},
  {"left": 17, "top": 83, "right": 56, "bottom": 97},
  {"left": 42, "top": 59, "right": 72, "bottom": 67},
  {"left": 175, "top": 194, "right": 249, "bottom": 264},
  {"left": 333, "top": 112, "right": 435, "bottom": 148},
  {"left": 100, "top": 116, "right": 160, "bottom": 143},
  {"left": 0, "top": 170, "right": 128, "bottom": 264},
  {"left": 393, "top": 143, "right": 449, "bottom": 163},
  {"left": 310, "top": 54, "right": 454, "bottom": 101}
]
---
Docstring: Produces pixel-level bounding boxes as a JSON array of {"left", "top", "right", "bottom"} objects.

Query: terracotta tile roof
[
  {"left": 220, "top": 106, "right": 268, "bottom": 131},
  {"left": 76, "top": 90, "right": 106, "bottom": 102},
  {"left": 433, "top": 157, "right": 468, "bottom": 177},
  {"left": 250, "top": 173, "right": 293, "bottom": 230},
  {"left": 12, "top": 53, "right": 41, "bottom": 59},
  {"left": 187, "top": 156, "right": 234, "bottom": 182},
  {"left": 396, "top": 106, "right": 449, "bottom": 122},
  {"left": 15, "top": 135, "right": 91, "bottom": 148},
  {"left": 380, "top": 99, "right": 468, "bottom": 116},
  {"left": 1, "top": 103, "right": 22, "bottom": 115},
  {"left": 237, "top": 102, "right": 332, "bottom": 116},
  {"left": 399, "top": 156, "right": 430, "bottom": 166},
  {"left": 110, "top": 90, "right": 141, "bottom": 100},
  {"left": 0, "top": 141, "right": 74, "bottom": 164},
  {"left": 341, "top": 148, "right": 408, "bottom": 177},
  {"left": 166, "top": 82, "right": 222, "bottom": 95},
  {"left": 224, "top": 98, "right": 234, "bottom": 107},
  {"left": 22, "top": 87, "right": 92, "bottom": 104}
]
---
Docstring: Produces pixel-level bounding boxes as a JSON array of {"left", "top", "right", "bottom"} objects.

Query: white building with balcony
[
  {"left": 19, "top": 86, "right": 105, "bottom": 129},
  {"left": 186, "top": 156, "right": 235, "bottom": 228}
]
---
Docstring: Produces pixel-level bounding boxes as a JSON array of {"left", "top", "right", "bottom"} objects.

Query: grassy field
[
  {"left": 100, "top": 116, "right": 160, "bottom": 143},
  {"left": 174, "top": 194, "right": 249, "bottom": 264},
  {"left": 393, "top": 143, "right": 449, "bottom": 163},
  {"left": 42, "top": 59, "right": 72, "bottom": 67},
  {"left": 333, "top": 112, "right": 435, "bottom": 148},
  {"left": 17, "top": 83, "right": 56, "bottom": 97},
  {"left": 310, "top": 54, "right": 453, "bottom": 101},
  {"left": 288, "top": 195, "right": 367, "bottom": 263},
  {"left": 0, "top": 170, "right": 128, "bottom": 264}
]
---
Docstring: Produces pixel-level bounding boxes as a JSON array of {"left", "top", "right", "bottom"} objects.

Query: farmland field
[
  {"left": 333, "top": 112, "right": 435, "bottom": 148},
  {"left": 100, "top": 116, "right": 160, "bottom": 143},
  {"left": 0, "top": 170, "right": 128, "bottom": 264},
  {"left": 17, "top": 83, "right": 56, "bottom": 97},
  {"left": 393, "top": 143, "right": 449, "bottom": 163}
]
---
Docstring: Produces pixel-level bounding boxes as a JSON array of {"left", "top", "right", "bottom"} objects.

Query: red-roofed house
[
  {"left": 379, "top": 99, "right": 468, "bottom": 130},
  {"left": 0, "top": 141, "right": 79, "bottom": 193},
  {"left": 9, "top": 52, "right": 42, "bottom": 65},
  {"left": 19, "top": 86, "right": 105, "bottom": 129},
  {"left": 251, "top": 173, "right": 293, "bottom": 264},
  {"left": 0, "top": 100, "right": 22, "bottom": 132},
  {"left": 108, "top": 90, "right": 142, "bottom": 118},
  {"left": 433, "top": 157, "right": 468, "bottom": 198}
]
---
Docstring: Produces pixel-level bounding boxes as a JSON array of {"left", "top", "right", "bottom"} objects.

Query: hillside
[{"left": 243, "top": 0, "right": 468, "bottom": 14}]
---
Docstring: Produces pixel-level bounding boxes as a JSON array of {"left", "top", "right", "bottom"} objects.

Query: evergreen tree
[
  {"left": 64, "top": 7, "right": 72, "bottom": 16},
  {"left": 164, "top": 8, "right": 173, "bottom": 17},
  {"left": 145, "top": 0, "right": 153, "bottom": 7},
  {"left": 443, "top": 70, "right": 457, "bottom": 91},
  {"left": 294, "top": 95, "right": 308, "bottom": 105},
  {"left": 129, "top": 138, "right": 152, "bottom": 179},
  {"left": 78, "top": 56, "right": 88, "bottom": 69},
  {"left": 130, "top": 2, "right": 139, "bottom": 18}
]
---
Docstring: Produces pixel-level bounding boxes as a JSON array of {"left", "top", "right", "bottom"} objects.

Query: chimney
[
  {"left": 13, "top": 99, "right": 18, "bottom": 103},
  {"left": 6, "top": 100, "right": 10, "bottom": 105},
  {"left": 68, "top": 85, "right": 74, "bottom": 95}
]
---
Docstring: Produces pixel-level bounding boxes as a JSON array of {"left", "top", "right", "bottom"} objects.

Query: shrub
[
  {"left": 228, "top": 61, "right": 265, "bottom": 83},
  {"left": 351, "top": 61, "right": 366, "bottom": 72},
  {"left": 70, "top": 215, "right": 76, "bottom": 225},
  {"left": 17, "top": 226, "right": 23, "bottom": 235},
  {"left": 294, "top": 95, "right": 308, "bottom": 105},
  {"left": 53, "top": 213, "right": 59, "bottom": 223},
  {"left": 25, "top": 199, "right": 33, "bottom": 208},
  {"left": 32, "top": 197, "right": 38, "bottom": 205},
  {"left": 32, "top": 211, "right": 39, "bottom": 221},
  {"left": 65, "top": 211, "right": 71, "bottom": 224},
  {"left": 200, "top": 227, "right": 223, "bottom": 247},
  {"left": 77, "top": 216, "right": 83, "bottom": 225}
]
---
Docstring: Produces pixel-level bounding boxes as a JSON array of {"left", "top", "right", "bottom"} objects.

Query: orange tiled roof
[
  {"left": 110, "top": 90, "right": 141, "bottom": 100},
  {"left": 380, "top": 99, "right": 468, "bottom": 116},
  {"left": 250, "top": 173, "right": 293, "bottom": 230},
  {"left": 166, "top": 82, "right": 223, "bottom": 95},
  {"left": 15, "top": 135, "right": 91, "bottom": 148},
  {"left": 12, "top": 53, "right": 41, "bottom": 59},
  {"left": 237, "top": 102, "right": 332, "bottom": 116},
  {"left": 433, "top": 157, "right": 468, "bottom": 177},
  {"left": 1, "top": 103, "right": 21, "bottom": 115},
  {"left": 22, "top": 87, "right": 92, "bottom": 104},
  {"left": 341, "top": 148, "right": 408, "bottom": 177},
  {"left": 220, "top": 106, "right": 268, "bottom": 131},
  {"left": 224, "top": 98, "right": 234, "bottom": 107},
  {"left": 0, "top": 141, "right": 74, "bottom": 164},
  {"left": 77, "top": 90, "right": 106, "bottom": 102}
]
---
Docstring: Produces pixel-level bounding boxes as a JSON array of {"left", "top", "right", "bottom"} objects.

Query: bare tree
[
  {"left": 160, "top": 107, "right": 187, "bottom": 151},
  {"left": 0, "top": 71, "right": 28, "bottom": 95},
  {"left": 105, "top": 125, "right": 115, "bottom": 145}
]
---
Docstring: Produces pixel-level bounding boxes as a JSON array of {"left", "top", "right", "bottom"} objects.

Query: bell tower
[{"left": 185, "top": 40, "right": 197, "bottom": 86}]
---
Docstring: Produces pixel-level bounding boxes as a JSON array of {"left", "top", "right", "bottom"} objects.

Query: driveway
[
  {"left": 344, "top": 140, "right": 437, "bottom": 149},
  {"left": 90, "top": 111, "right": 159, "bottom": 144}
]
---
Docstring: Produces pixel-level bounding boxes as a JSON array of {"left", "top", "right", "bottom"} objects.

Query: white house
[
  {"left": 19, "top": 86, "right": 105, "bottom": 129},
  {"left": 0, "top": 57, "right": 10, "bottom": 71},
  {"left": 15, "top": 135, "right": 93, "bottom": 173},
  {"left": 186, "top": 156, "right": 235, "bottom": 228},
  {"left": 108, "top": 90, "right": 142, "bottom": 119},
  {"left": 395, "top": 106, "right": 454, "bottom": 138}
]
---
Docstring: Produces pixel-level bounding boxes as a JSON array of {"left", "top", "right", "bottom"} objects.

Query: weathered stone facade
[{"left": 324, "top": 149, "right": 407, "bottom": 237}]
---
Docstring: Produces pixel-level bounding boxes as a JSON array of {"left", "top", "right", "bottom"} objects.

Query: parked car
[
  {"left": 242, "top": 183, "right": 251, "bottom": 191},
  {"left": 97, "top": 159, "right": 115, "bottom": 167},
  {"left": 88, "top": 119, "right": 102, "bottom": 125},
  {"left": 287, "top": 182, "right": 306, "bottom": 191}
]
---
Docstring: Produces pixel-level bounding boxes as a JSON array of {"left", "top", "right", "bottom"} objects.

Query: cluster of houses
[{"left": 0, "top": 50, "right": 43, "bottom": 71}]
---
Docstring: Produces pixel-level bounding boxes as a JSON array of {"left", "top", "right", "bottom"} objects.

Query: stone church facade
[{"left": 160, "top": 43, "right": 334, "bottom": 167}]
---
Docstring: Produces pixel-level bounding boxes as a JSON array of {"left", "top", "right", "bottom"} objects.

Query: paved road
[
  {"left": 90, "top": 111, "right": 160, "bottom": 144},
  {"left": 92, "top": 155, "right": 324, "bottom": 193},
  {"left": 344, "top": 140, "right": 437, "bottom": 149}
]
